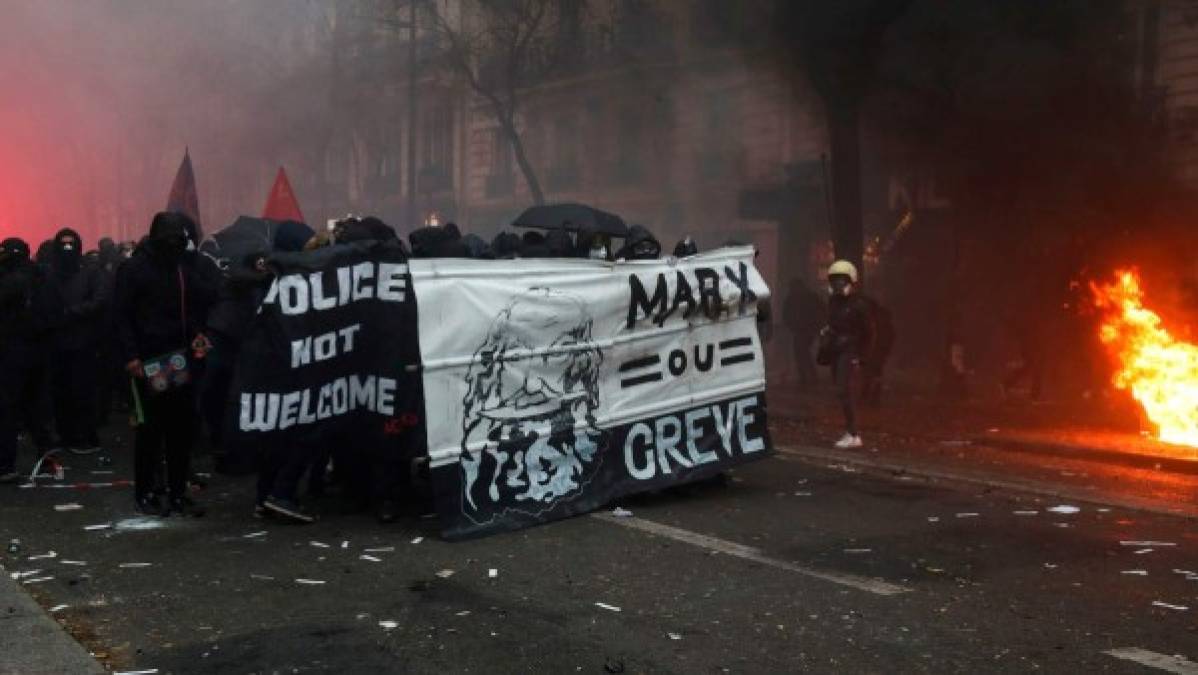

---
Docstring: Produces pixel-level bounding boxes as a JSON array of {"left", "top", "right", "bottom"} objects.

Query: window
[
  {"left": 420, "top": 103, "right": 454, "bottom": 192},
  {"left": 487, "top": 128, "right": 515, "bottom": 198}
]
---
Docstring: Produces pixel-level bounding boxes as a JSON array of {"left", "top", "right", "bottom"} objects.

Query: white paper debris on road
[
  {"left": 360, "top": 555, "right": 381, "bottom": 563},
  {"left": 1172, "top": 569, "right": 1197, "bottom": 576},
  {"left": 27, "top": 551, "right": 57, "bottom": 560},
  {"left": 488, "top": 568, "right": 498, "bottom": 578},
  {"left": 54, "top": 503, "right": 82, "bottom": 512},
  {"left": 295, "top": 579, "right": 327, "bottom": 585},
  {"left": 927, "top": 517, "right": 940, "bottom": 523},
  {"left": 843, "top": 548, "right": 872, "bottom": 554},
  {"left": 23, "top": 576, "right": 54, "bottom": 584},
  {"left": 1120, "top": 570, "right": 1148, "bottom": 575},
  {"left": 114, "top": 669, "right": 160, "bottom": 675},
  {"left": 114, "top": 517, "right": 167, "bottom": 531},
  {"left": 59, "top": 560, "right": 87, "bottom": 566},
  {"left": 435, "top": 569, "right": 456, "bottom": 579},
  {"left": 250, "top": 574, "right": 274, "bottom": 581},
  {"left": 118, "top": 563, "right": 152, "bottom": 568},
  {"left": 83, "top": 523, "right": 112, "bottom": 531},
  {"left": 794, "top": 491, "right": 813, "bottom": 497},
  {"left": 1133, "top": 548, "right": 1154, "bottom": 555},
  {"left": 956, "top": 513, "right": 980, "bottom": 518},
  {"left": 309, "top": 541, "right": 330, "bottom": 548},
  {"left": 11, "top": 570, "right": 43, "bottom": 579},
  {"left": 595, "top": 602, "right": 622, "bottom": 612},
  {"left": 242, "top": 531, "right": 268, "bottom": 539},
  {"left": 410, "top": 537, "right": 423, "bottom": 545},
  {"left": 1013, "top": 511, "right": 1038, "bottom": 516},
  {"left": 1043, "top": 563, "right": 1058, "bottom": 569},
  {"left": 1151, "top": 601, "right": 1189, "bottom": 611},
  {"left": 378, "top": 620, "right": 398, "bottom": 630},
  {"left": 1046, "top": 505, "right": 1080, "bottom": 515},
  {"left": 364, "top": 546, "right": 395, "bottom": 552},
  {"left": 49, "top": 604, "right": 69, "bottom": 612},
  {"left": 611, "top": 507, "right": 633, "bottom": 517},
  {"left": 456, "top": 610, "right": 471, "bottom": 617},
  {"left": 668, "top": 633, "right": 682, "bottom": 640},
  {"left": 1120, "top": 541, "right": 1177, "bottom": 547},
  {"left": 341, "top": 540, "right": 349, "bottom": 549}
]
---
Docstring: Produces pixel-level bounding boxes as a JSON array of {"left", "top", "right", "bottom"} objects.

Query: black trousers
[
  {"left": 0, "top": 341, "right": 54, "bottom": 473},
  {"left": 832, "top": 351, "right": 860, "bottom": 435},
  {"left": 257, "top": 441, "right": 316, "bottom": 504},
  {"left": 134, "top": 385, "right": 194, "bottom": 500},
  {"left": 51, "top": 348, "right": 98, "bottom": 447},
  {"left": 198, "top": 333, "right": 238, "bottom": 451}
]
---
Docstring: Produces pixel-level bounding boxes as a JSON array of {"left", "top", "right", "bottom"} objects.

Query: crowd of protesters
[{"left": 0, "top": 210, "right": 706, "bottom": 526}]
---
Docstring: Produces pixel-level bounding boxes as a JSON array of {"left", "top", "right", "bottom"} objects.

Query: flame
[{"left": 1091, "top": 269, "right": 1198, "bottom": 448}]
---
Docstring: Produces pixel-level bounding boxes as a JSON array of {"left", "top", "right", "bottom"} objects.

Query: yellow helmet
[{"left": 828, "top": 259, "right": 858, "bottom": 283}]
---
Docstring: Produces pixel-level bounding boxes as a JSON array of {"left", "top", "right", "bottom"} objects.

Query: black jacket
[
  {"left": 827, "top": 293, "right": 875, "bottom": 358},
  {"left": 114, "top": 249, "right": 213, "bottom": 363},
  {"left": 49, "top": 260, "right": 110, "bottom": 351},
  {"left": 0, "top": 260, "right": 54, "bottom": 349}
]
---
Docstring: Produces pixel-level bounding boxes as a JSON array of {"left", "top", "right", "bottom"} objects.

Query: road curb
[
  {"left": 776, "top": 444, "right": 1198, "bottom": 521},
  {"left": 0, "top": 564, "right": 104, "bottom": 675},
  {"left": 976, "top": 434, "right": 1198, "bottom": 476}
]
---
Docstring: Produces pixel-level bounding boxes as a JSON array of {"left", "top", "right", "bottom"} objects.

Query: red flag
[
  {"left": 262, "top": 167, "right": 305, "bottom": 223},
  {"left": 165, "top": 147, "right": 203, "bottom": 239}
]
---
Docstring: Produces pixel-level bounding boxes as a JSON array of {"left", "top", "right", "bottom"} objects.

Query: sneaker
[
  {"left": 263, "top": 496, "right": 318, "bottom": 524},
  {"left": 376, "top": 499, "right": 399, "bottom": 524},
  {"left": 135, "top": 493, "right": 163, "bottom": 516},
  {"left": 169, "top": 495, "right": 206, "bottom": 517},
  {"left": 0, "top": 471, "right": 20, "bottom": 484},
  {"left": 834, "top": 433, "right": 863, "bottom": 449}
]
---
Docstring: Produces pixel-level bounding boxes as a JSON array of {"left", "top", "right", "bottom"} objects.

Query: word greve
[
  {"left": 239, "top": 374, "right": 398, "bottom": 432},
  {"left": 261, "top": 262, "right": 408, "bottom": 315},
  {"left": 623, "top": 395, "right": 765, "bottom": 480}
]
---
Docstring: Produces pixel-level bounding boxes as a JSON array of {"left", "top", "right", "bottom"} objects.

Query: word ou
[
  {"left": 262, "top": 262, "right": 408, "bottom": 316},
  {"left": 291, "top": 323, "right": 362, "bottom": 369},
  {"left": 624, "top": 395, "right": 765, "bottom": 480},
  {"left": 619, "top": 337, "right": 756, "bottom": 388}
]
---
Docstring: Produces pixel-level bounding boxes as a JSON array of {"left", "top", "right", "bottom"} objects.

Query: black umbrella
[
  {"left": 212, "top": 215, "right": 276, "bottom": 263},
  {"left": 512, "top": 203, "right": 629, "bottom": 238}
]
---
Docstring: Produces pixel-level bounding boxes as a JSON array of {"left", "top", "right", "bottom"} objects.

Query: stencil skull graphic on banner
[{"left": 459, "top": 287, "right": 605, "bottom": 525}]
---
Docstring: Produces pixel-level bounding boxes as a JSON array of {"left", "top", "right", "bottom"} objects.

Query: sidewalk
[{"left": 0, "top": 563, "right": 104, "bottom": 675}]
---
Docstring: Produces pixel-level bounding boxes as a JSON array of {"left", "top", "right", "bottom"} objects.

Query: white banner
[{"left": 411, "top": 246, "right": 772, "bottom": 538}]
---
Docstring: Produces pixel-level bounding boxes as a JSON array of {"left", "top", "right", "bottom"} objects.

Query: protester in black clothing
[
  {"left": 673, "top": 236, "right": 698, "bottom": 258},
  {"left": 115, "top": 212, "right": 212, "bottom": 516},
  {"left": 94, "top": 237, "right": 124, "bottom": 426},
  {"left": 615, "top": 224, "right": 661, "bottom": 260},
  {"left": 819, "top": 260, "right": 875, "bottom": 449},
  {"left": 48, "top": 228, "right": 109, "bottom": 451},
  {"left": 0, "top": 238, "right": 55, "bottom": 482}
]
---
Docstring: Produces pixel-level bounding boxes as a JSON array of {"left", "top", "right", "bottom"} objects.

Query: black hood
[
  {"left": 147, "top": 212, "right": 190, "bottom": 262},
  {"left": 52, "top": 227, "right": 83, "bottom": 273},
  {"left": 0, "top": 237, "right": 30, "bottom": 268},
  {"left": 616, "top": 224, "right": 660, "bottom": 260}
]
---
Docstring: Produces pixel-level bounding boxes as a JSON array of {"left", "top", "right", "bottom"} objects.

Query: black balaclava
[
  {"left": 53, "top": 228, "right": 83, "bottom": 274},
  {"left": 0, "top": 237, "right": 30, "bottom": 269},
  {"left": 147, "top": 212, "right": 189, "bottom": 263}
]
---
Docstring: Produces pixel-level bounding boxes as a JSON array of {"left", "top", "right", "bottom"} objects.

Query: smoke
[{"left": 0, "top": 0, "right": 333, "bottom": 247}]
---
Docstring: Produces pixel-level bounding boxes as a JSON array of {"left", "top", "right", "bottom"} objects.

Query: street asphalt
[{"left": 2, "top": 416, "right": 1198, "bottom": 674}]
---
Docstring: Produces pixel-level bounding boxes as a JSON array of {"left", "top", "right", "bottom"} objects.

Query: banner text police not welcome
[{"left": 239, "top": 261, "right": 408, "bottom": 432}]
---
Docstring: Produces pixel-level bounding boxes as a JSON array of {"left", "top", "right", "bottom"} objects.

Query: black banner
[
  {"left": 226, "top": 241, "right": 424, "bottom": 459},
  {"left": 431, "top": 392, "right": 772, "bottom": 540}
]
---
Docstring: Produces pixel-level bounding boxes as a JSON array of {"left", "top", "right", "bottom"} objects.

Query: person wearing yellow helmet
[{"left": 819, "top": 259, "right": 875, "bottom": 449}]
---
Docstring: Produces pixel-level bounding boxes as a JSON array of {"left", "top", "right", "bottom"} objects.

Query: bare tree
[{"left": 421, "top": 0, "right": 579, "bottom": 206}]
